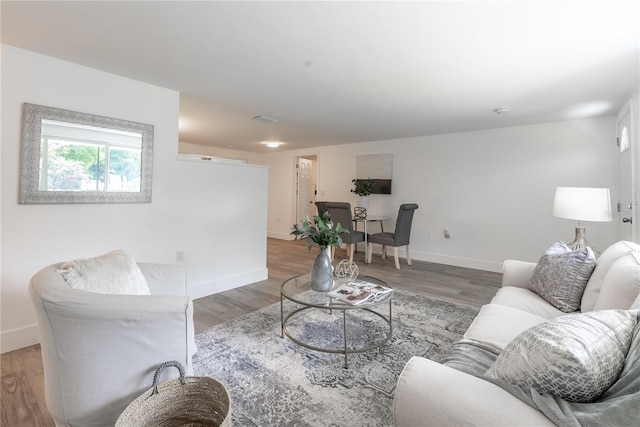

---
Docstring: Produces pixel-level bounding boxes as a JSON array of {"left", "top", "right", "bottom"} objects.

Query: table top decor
[
  {"left": 290, "top": 211, "right": 347, "bottom": 250},
  {"left": 291, "top": 211, "right": 349, "bottom": 291}
]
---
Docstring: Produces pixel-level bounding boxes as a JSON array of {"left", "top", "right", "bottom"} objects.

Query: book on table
[{"left": 328, "top": 280, "right": 393, "bottom": 305}]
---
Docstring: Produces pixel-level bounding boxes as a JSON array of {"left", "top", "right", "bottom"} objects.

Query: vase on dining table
[
  {"left": 310, "top": 247, "right": 333, "bottom": 292},
  {"left": 358, "top": 195, "right": 370, "bottom": 210}
]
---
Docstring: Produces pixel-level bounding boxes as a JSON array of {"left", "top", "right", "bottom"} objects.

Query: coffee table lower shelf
[{"left": 280, "top": 301, "right": 393, "bottom": 369}]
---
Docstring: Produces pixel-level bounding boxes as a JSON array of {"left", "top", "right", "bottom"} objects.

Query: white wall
[
  {"left": 1, "top": 46, "right": 268, "bottom": 353},
  {"left": 263, "top": 117, "right": 620, "bottom": 271}
]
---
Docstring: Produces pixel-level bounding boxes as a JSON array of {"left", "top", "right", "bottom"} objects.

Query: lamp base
[
  {"left": 566, "top": 226, "right": 600, "bottom": 256},
  {"left": 567, "top": 227, "right": 587, "bottom": 251}
]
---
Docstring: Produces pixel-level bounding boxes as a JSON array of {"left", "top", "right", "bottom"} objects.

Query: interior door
[
  {"left": 296, "top": 157, "right": 312, "bottom": 222},
  {"left": 617, "top": 106, "right": 634, "bottom": 241}
]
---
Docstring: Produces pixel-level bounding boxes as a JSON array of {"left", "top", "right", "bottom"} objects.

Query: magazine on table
[{"left": 328, "top": 279, "right": 393, "bottom": 305}]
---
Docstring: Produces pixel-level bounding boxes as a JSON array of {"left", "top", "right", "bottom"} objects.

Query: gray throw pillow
[
  {"left": 486, "top": 310, "right": 638, "bottom": 403},
  {"left": 528, "top": 241, "right": 596, "bottom": 312}
]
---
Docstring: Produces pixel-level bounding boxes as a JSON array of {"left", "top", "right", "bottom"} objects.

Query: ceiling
[{"left": 2, "top": 1, "right": 639, "bottom": 153}]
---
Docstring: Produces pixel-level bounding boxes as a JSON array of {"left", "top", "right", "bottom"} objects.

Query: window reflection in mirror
[
  {"left": 20, "top": 103, "right": 153, "bottom": 204},
  {"left": 40, "top": 120, "right": 143, "bottom": 192}
]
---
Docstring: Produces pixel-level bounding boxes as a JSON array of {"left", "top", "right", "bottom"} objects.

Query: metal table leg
[{"left": 343, "top": 310, "right": 348, "bottom": 369}]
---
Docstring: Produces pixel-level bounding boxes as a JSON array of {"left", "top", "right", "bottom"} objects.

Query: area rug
[{"left": 193, "top": 290, "right": 478, "bottom": 426}]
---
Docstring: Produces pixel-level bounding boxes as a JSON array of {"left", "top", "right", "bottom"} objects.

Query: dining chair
[
  {"left": 367, "top": 203, "right": 419, "bottom": 269},
  {"left": 315, "top": 201, "right": 329, "bottom": 218},
  {"left": 319, "top": 202, "right": 365, "bottom": 262}
]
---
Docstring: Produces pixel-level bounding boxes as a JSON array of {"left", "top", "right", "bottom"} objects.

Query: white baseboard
[
  {"left": 1, "top": 324, "right": 41, "bottom": 354},
  {"left": 267, "top": 231, "right": 294, "bottom": 240},
  {"left": 189, "top": 267, "right": 269, "bottom": 300},
  {"left": 410, "top": 250, "right": 503, "bottom": 273},
  {"left": 281, "top": 236, "right": 503, "bottom": 273},
  {"left": 364, "top": 245, "right": 503, "bottom": 273}
]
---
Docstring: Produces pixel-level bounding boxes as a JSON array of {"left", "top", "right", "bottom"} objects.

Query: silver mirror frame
[{"left": 19, "top": 103, "right": 153, "bottom": 204}]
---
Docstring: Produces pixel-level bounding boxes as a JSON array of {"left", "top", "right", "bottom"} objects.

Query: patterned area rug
[{"left": 193, "top": 290, "right": 478, "bottom": 426}]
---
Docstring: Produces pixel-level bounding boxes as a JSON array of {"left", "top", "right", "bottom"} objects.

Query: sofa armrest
[
  {"left": 502, "top": 259, "right": 537, "bottom": 289},
  {"left": 394, "top": 356, "right": 554, "bottom": 427}
]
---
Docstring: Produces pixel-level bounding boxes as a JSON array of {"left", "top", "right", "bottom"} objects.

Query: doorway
[
  {"left": 295, "top": 155, "right": 318, "bottom": 223},
  {"left": 617, "top": 102, "right": 635, "bottom": 241}
]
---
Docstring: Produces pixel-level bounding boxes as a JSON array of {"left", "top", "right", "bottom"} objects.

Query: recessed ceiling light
[
  {"left": 263, "top": 141, "right": 282, "bottom": 148},
  {"left": 493, "top": 107, "right": 510, "bottom": 114}
]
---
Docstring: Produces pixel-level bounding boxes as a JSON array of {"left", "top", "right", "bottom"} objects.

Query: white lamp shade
[{"left": 552, "top": 187, "right": 612, "bottom": 222}]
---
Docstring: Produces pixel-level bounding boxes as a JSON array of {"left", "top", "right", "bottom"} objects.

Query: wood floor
[{"left": 1, "top": 238, "right": 502, "bottom": 426}]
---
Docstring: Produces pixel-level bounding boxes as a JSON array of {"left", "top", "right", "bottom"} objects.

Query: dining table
[{"left": 353, "top": 215, "right": 389, "bottom": 263}]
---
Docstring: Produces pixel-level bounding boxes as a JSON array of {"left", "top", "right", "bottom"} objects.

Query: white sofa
[
  {"left": 394, "top": 241, "right": 640, "bottom": 426},
  {"left": 30, "top": 261, "right": 196, "bottom": 427}
]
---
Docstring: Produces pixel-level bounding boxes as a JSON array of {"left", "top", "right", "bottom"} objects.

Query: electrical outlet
[
  {"left": 176, "top": 250, "right": 185, "bottom": 263},
  {"left": 426, "top": 231, "right": 432, "bottom": 239},
  {"left": 444, "top": 229, "right": 451, "bottom": 239}
]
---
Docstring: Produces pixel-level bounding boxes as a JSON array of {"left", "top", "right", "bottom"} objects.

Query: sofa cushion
[
  {"left": 593, "top": 252, "right": 640, "bottom": 310},
  {"left": 58, "top": 249, "right": 151, "bottom": 295},
  {"left": 491, "top": 287, "right": 566, "bottom": 319},
  {"left": 528, "top": 241, "right": 596, "bottom": 312},
  {"left": 463, "top": 304, "right": 549, "bottom": 352},
  {"left": 393, "top": 356, "right": 556, "bottom": 427},
  {"left": 486, "top": 309, "right": 638, "bottom": 403},
  {"left": 582, "top": 241, "right": 640, "bottom": 311}
]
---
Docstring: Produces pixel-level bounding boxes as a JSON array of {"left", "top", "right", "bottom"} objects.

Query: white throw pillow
[
  {"left": 582, "top": 241, "right": 640, "bottom": 312},
  {"left": 528, "top": 241, "right": 596, "bottom": 312},
  {"left": 486, "top": 310, "right": 638, "bottom": 403},
  {"left": 59, "top": 249, "right": 151, "bottom": 295},
  {"left": 593, "top": 252, "right": 640, "bottom": 311}
]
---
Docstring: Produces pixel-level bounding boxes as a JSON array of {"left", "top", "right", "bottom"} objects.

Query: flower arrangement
[
  {"left": 291, "top": 211, "right": 347, "bottom": 250},
  {"left": 350, "top": 178, "right": 375, "bottom": 196}
]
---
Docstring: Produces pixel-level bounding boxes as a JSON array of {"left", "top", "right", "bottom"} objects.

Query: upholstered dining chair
[
  {"left": 367, "top": 203, "right": 419, "bottom": 269},
  {"left": 320, "top": 202, "right": 365, "bottom": 262},
  {"left": 315, "top": 201, "right": 329, "bottom": 218}
]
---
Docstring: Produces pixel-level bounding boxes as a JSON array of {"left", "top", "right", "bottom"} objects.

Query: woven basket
[{"left": 116, "top": 361, "right": 231, "bottom": 427}]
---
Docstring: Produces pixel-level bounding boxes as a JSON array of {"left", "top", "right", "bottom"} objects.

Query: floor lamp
[{"left": 552, "top": 187, "right": 612, "bottom": 250}]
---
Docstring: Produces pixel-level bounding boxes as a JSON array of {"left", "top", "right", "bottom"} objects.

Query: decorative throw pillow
[
  {"left": 581, "top": 241, "right": 640, "bottom": 311},
  {"left": 486, "top": 310, "right": 638, "bottom": 403},
  {"left": 58, "top": 249, "right": 151, "bottom": 295},
  {"left": 593, "top": 252, "right": 640, "bottom": 311},
  {"left": 528, "top": 241, "right": 596, "bottom": 312}
]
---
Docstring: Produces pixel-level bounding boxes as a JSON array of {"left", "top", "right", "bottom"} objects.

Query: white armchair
[{"left": 29, "top": 262, "right": 196, "bottom": 427}]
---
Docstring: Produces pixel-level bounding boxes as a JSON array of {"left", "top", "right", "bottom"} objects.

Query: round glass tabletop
[{"left": 281, "top": 274, "right": 393, "bottom": 309}]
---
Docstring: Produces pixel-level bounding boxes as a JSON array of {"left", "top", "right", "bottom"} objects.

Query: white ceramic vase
[{"left": 358, "top": 195, "right": 370, "bottom": 209}]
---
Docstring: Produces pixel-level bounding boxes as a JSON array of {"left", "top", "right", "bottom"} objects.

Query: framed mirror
[{"left": 19, "top": 103, "right": 154, "bottom": 204}]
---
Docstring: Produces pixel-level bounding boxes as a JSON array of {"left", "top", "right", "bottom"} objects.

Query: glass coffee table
[{"left": 280, "top": 274, "right": 393, "bottom": 368}]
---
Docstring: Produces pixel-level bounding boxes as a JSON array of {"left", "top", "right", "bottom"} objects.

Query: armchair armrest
[
  {"left": 502, "top": 259, "right": 537, "bottom": 289},
  {"left": 394, "top": 356, "right": 554, "bottom": 427},
  {"left": 138, "top": 262, "right": 187, "bottom": 296}
]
